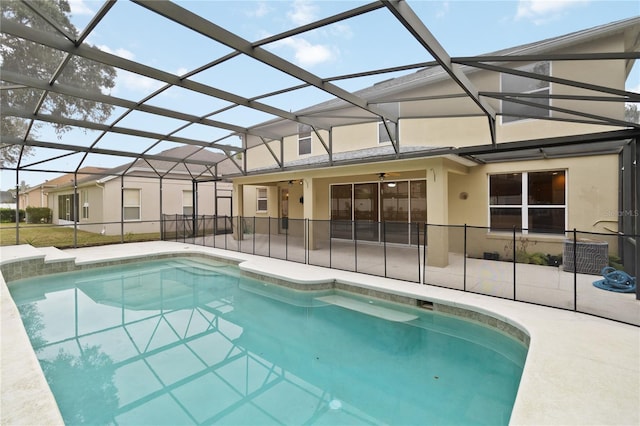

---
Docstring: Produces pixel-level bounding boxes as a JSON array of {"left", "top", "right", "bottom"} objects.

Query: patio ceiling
[{"left": 1, "top": 1, "right": 639, "bottom": 184}]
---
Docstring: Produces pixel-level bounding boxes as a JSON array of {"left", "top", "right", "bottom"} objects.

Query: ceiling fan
[{"left": 378, "top": 172, "right": 400, "bottom": 181}]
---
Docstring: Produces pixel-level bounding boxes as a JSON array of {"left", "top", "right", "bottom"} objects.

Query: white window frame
[
  {"left": 378, "top": 103, "right": 399, "bottom": 144},
  {"left": 123, "top": 188, "right": 141, "bottom": 221},
  {"left": 378, "top": 119, "right": 397, "bottom": 144},
  {"left": 298, "top": 123, "right": 312, "bottom": 156},
  {"left": 256, "top": 187, "right": 268, "bottom": 213},
  {"left": 182, "top": 190, "right": 193, "bottom": 216},
  {"left": 501, "top": 61, "right": 551, "bottom": 124},
  {"left": 488, "top": 170, "right": 567, "bottom": 234},
  {"left": 81, "top": 189, "right": 89, "bottom": 220}
]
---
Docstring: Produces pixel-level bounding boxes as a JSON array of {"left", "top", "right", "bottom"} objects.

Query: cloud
[
  {"left": 116, "top": 70, "right": 164, "bottom": 94},
  {"left": 96, "top": 45, "right": 135, "bottom": 61},
  {"left": 274, "top": 37, "right": 334, "bottom": 67},
  {"left": 329, "top": 22, "right": 353, "bottom": 39},
  {"left": 515, "top": 0, "right": 590, "bottom": 24},
  {"left": 262, "top": 1, "right": 344, "bottom": 67},
  {"left": 436, "top": 1, "right": 450, "bottom": 19},
  {"left": 245, "top": 2, "right": 270, "bottom": 18},
  {"left": 68, "top": 0, "right": 94, "bottom": 15},
  {"left": 94, "top": 46, "right": 164, "bottom": 94},
  {"left": 288, "top": 0, "right": 318, "bottom": 26}
]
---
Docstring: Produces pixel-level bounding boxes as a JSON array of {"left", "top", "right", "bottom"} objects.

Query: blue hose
[{"left": 593, "top": 266, "right": 636, "bottom": 293}]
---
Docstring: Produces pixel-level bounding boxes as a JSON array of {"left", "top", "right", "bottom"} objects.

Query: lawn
[{"left": 0, "top": 223, "right": 160, "bottom": 248}]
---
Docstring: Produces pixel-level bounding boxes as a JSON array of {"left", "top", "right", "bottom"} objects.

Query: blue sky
[{"left": 3, "top": 0, "right": 639, "bottom": 190}]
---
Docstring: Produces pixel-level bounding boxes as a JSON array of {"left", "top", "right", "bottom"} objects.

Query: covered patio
[{"left": 163, "top": 220, "right": 640, "bottom": 326}]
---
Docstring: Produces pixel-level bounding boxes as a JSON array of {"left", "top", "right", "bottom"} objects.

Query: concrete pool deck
[{"left": 1, "top": 241, "right": 638, "bottom": 425}]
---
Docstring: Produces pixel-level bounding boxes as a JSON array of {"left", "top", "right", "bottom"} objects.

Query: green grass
[{"left": 0, "top": 223, "right": 160, "bottom": 248}]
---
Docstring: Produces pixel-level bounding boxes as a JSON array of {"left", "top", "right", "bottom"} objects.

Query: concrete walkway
[
  {"left": 1, "top": 242, "right": 639, "bottom": 425},
  {"left": 192, "top": 233, "right": 640, "bottom": 325}
]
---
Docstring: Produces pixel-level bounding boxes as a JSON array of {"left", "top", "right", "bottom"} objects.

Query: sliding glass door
[
  {"left": 331, "top": 184, "right": 352, "bottom": 239},
  {"left": 330, "top": 179, "right": 427, "bottom": 244},
  {"left": 354, "top": 183, "right": 379, "bottom": 241}
]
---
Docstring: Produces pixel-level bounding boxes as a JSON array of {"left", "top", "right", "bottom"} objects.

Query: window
[
  {"left": 81, "top": 189, "right": 89, "bottom": 219},
  {"left": 58, "top": 194, "right": 78, "bottom": 221},
  {"left": 330, "top": 179, "right": 427, "bottom": 242},
  {"left": 123, "top": 189, "right": 141, "bottom": 221},
  {"left": 489, "top": 171, "right": 565, "bottom": 233},
  {"left": 378, "top": 103, "right": 399, "bottom": 144},
  {"left": 256, "top": 188, "right": 268, "bottom": 212},
  {"left": 298, "top": 123, "right": 311, "bottom": 155},
  {"left": 381, "top": 181, "right": 408, "bottom": 221},
  {"left": 501, "top": 61, "right": 550, "bottom": 123},
  {"left": 378, "top": 120, "right": 396, "bottom": 144},
  {"left": 182, "top": 190, "right": 193, "bottom": 215}
]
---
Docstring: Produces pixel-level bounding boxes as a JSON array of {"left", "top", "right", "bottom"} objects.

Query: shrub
[
  {"left": 528, "top": 252, "right": 549, "bottom": 265},
  {"left": 0, "top": 208, "right": 25, "bottom": 222},
  {"left": 25, "top": 207, "right": 52, "bottom": 223},
  {"left": 609, "top": 255, "right": 623, "bottom": 270}
]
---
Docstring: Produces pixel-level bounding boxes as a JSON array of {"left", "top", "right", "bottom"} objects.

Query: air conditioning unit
[{"left": 563, "top": 239, "right": 608, "bottom": 275}]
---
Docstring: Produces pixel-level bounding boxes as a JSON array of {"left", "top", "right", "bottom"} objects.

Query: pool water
[{"left": 9, "top": 257, "right": 526, "bottom": 425}]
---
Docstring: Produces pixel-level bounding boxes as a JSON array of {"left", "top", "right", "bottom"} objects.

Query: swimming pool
[{"left": 9, "top": 257, "right": 526, "bottom": 425}]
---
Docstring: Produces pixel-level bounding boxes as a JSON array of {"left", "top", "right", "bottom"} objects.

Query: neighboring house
[
  {"left": 217, "top": 18, "right": 638, "bottom": 269},
  {"left": 45, "top": 146, "right": 233, "bottom": 235},
  {"left": 0, "top": 190, "right": 17, "bottom": 210},
  {"left": 18, "top": 167, "right": 108, "bottom": 209}
]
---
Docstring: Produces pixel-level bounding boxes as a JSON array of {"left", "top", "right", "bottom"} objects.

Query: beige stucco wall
[
  {"left": 242, "top": 184, "right": 279, "bottom": 218},
  {"left": 236, "top": 157, "right": 467, "bottom": 220},
  {"left": 447, "top": 154, "right": 620, "bottom": 258},
  {"left": 20, "top": 187, "right": 49, "bottom": 209},
  {"left": 401, "top": 116, "right": 492, "bottom": 147},
  {"left": 236, "top": 30, "right": 628, "bottom": 175},
  {"left": 244, "top": 130, "right": 331, "bottom": 171},
  {"left": 331, "top": 122, "right": 378, "bottom": 153},
  {"left": 236, "top": 151, "right": 620, "bottom": 259},
  {"left": 232, "top": 32, "right": 628, "bottom": 259},
  {"left": 48, "top": 178, "right": 232, "bottom": 236},
  {"left": 80, "top": 185, "right": 104, "bottom": 233},
  {"left": 47, "top": 185, "right": 104, "bottom": 230}
]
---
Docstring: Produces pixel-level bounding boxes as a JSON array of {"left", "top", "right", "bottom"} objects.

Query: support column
[
  {"left": 426, "top": 160, "right": 449, "bottom": 267},
  {"left": 233, "top": 182, "right": 244, "bottom": 240},
  {"left": 302, "top": 178, "right": 315, "bottom": 249}
]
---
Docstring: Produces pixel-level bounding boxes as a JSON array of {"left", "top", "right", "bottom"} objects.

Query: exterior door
[
  {"left": 331, "top": 184, "right": 352, "bottom": 239},
  {"left": 354, "top": 183, "right": 378, "bottom": 241},
  {"left": 280, "top": 188, "right": 289, "bottom": 232}
]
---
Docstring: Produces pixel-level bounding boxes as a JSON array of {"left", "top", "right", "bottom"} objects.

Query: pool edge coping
[{"left": 1, "top": 242, "right": 638, "bottom": 426}]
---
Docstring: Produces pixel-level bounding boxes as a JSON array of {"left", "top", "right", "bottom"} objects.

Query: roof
[
  {"left": 1, "top": 2, "right": 638, "bottom": 182},
  {"left": 0, "top": 190, "right": 16, "bottom": 204},
  {"left": 96, "top": 145, "right": 231, "bottom": 184},
  {"left": 23, "top": 167, "right": 109, "bottom": 192},
  {"left": 44, "top": 146, "right": 229, "bottom": 190}
]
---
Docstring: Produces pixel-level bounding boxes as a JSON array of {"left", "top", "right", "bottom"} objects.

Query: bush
[
  {"left": 0, "top": 208, "right": 25, "bottom": 222},
  {"left": 26, "top": 207, "right": 52, "bottom": 223},
  {"left": 609, "top": 255, "right": 623, "bottom": 270}
]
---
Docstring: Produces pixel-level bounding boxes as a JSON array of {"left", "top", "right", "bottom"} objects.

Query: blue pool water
[{"left": 9, "top": 257, "right": 526, "bottom": 425}]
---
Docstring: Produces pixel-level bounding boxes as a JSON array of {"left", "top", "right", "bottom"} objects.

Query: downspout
[
  {"left": 159, "top": 176, "right": 164, "bottom": 240},
  {"left": 14, "top": 170, "right": 19, "bottom": 245},
  {"left": 120, "top": 175, "right": 124, "bottom": 243},
  {"left": 214, "top": 180, "right": 218, "bottom": 217},
  {"left": 73, "top": 172, "right": 78, "bottom": 248},
  {"left": 192, "top": 179, "right": 197, "bottom": 238},
  {"left": 96, "top": 181, "right": 105, "bottom": 234}
]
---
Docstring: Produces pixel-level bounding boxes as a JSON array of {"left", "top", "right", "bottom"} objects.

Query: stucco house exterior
[
  {"left": 215, "top": 18, "right": 639, "bottom": 272},
  {"left": 17, "top": 167, "right": 108, "bottom": 210},
  {"left": 45, "top": 146, "right": 233, "bottom": 235},
  {"left": 0, "top": 190, "right": 17, "bottom": 210}
]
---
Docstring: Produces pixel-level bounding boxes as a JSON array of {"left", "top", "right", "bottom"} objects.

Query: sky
[{"left": 2, "top": 0, "right": 639, "bottom": 190}]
